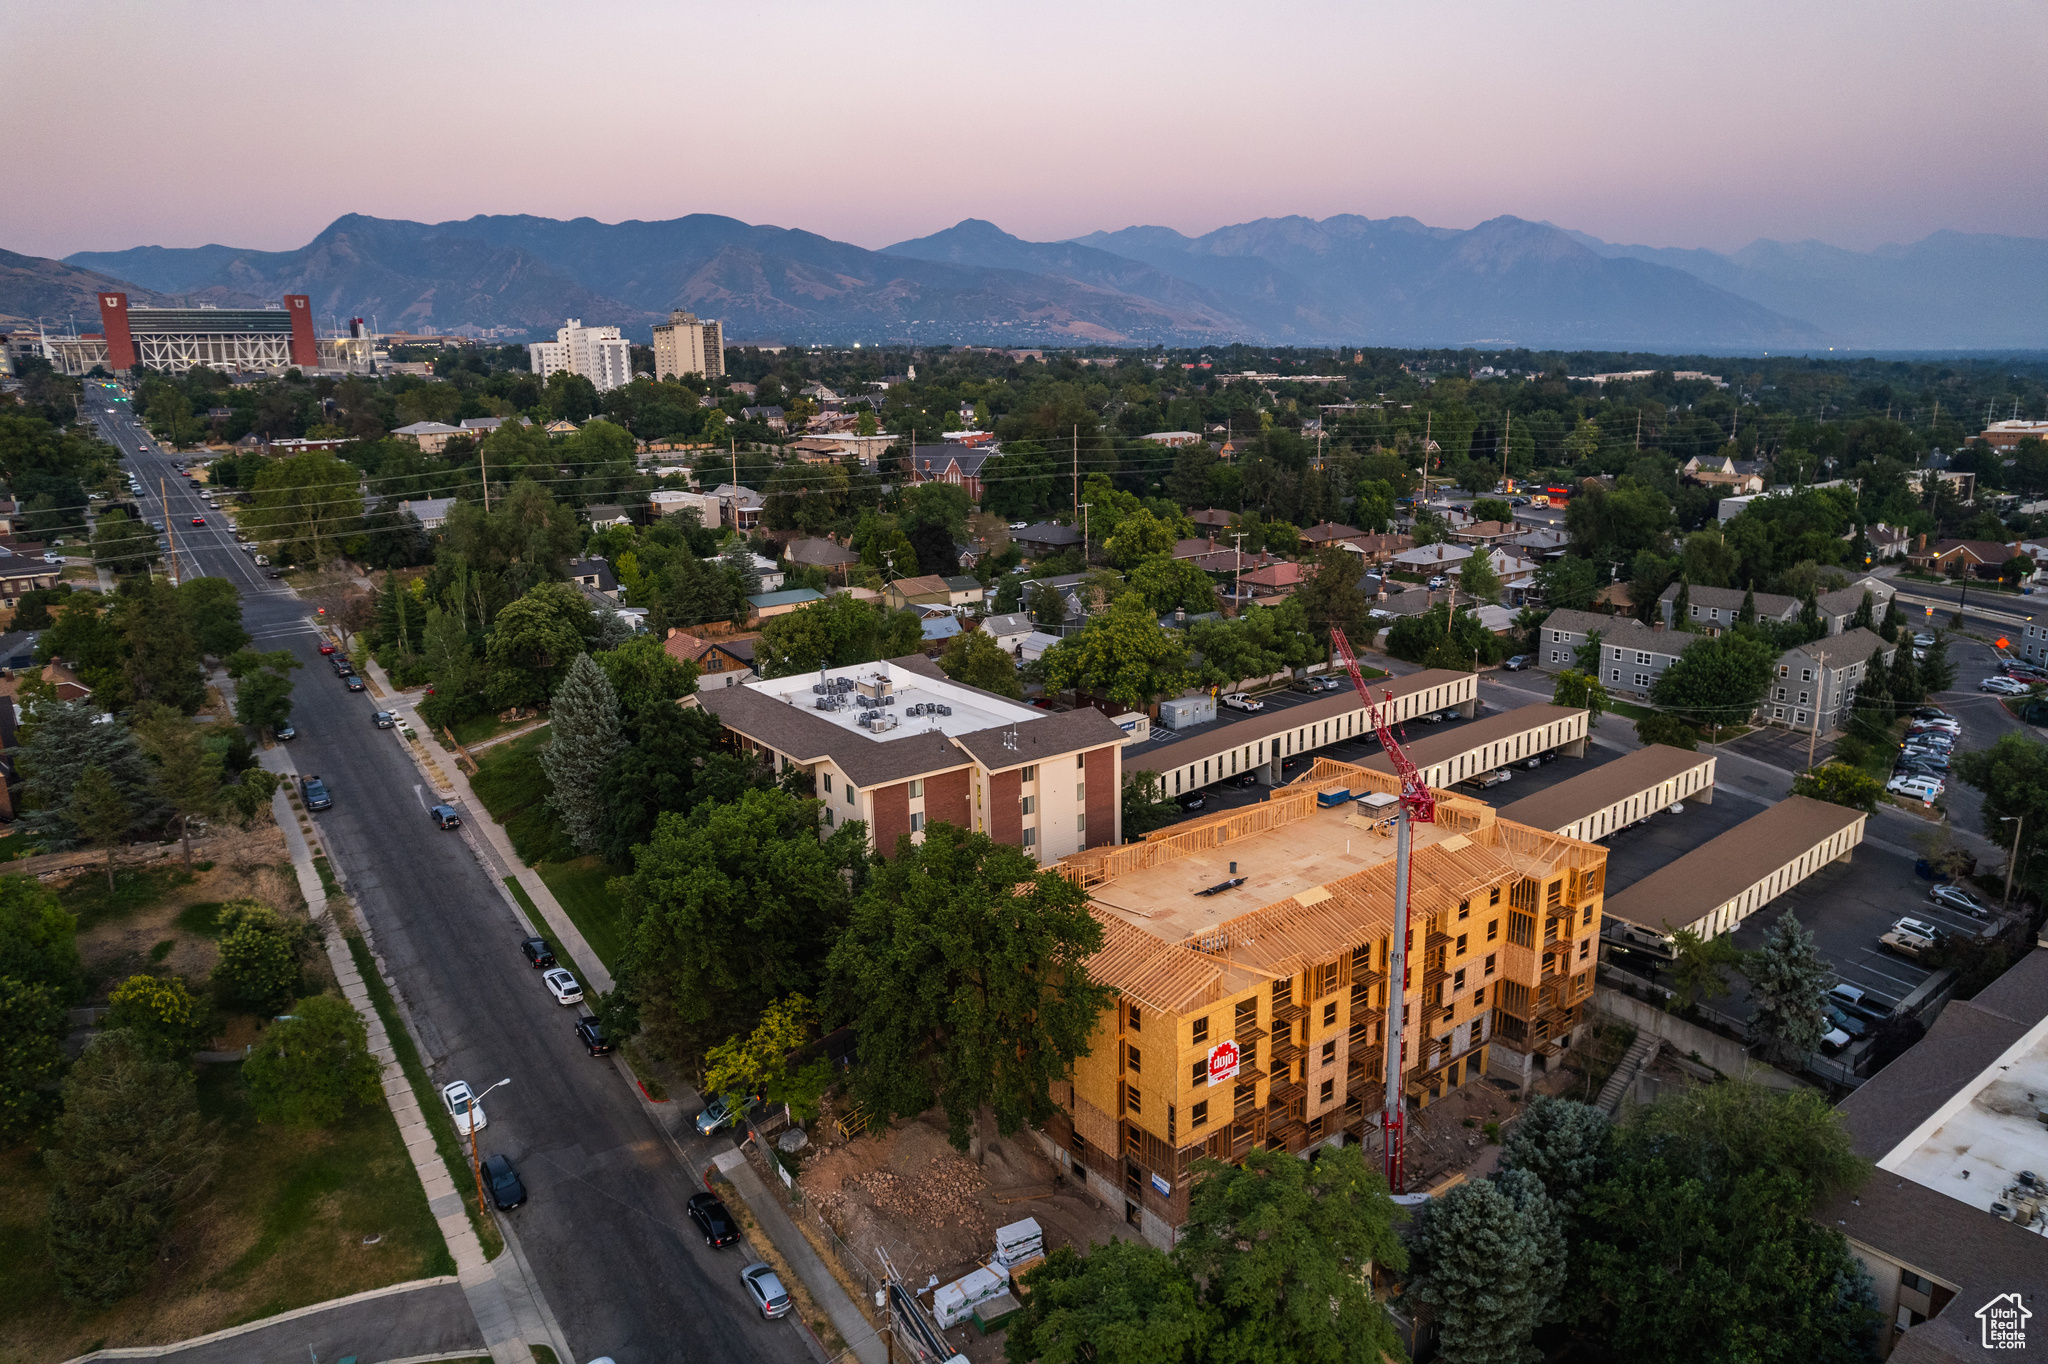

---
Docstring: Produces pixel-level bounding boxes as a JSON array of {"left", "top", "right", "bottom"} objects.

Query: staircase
[{"left": 1597, "top": 1034, "right": 1660, "bottom": 1114}]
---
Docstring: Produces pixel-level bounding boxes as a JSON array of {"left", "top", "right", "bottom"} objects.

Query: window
[
  {"left": 1484, "top": 953, "right": 1497, "bottom": 976},
  {"left": 1773, "top": 707, "right": 1785, "bottom": 719},
  {"left": 1775, "top": 687, "right": 1787, "bottom": 701},
  {"left": 1473, "top": 986, "right": 1486, "bottom": 1007},
  {"left": 1321, "top": 1039, "right": 1336, "bottom": 1065},
  {"left": 1077, "top": 784, "right": 1086, "bottom": 802},
  {"left": 1021, "top": 765, "right": 1037, "bottom": 782},
  {"left": 908, "top": 779, "right": 923, "bottom": 798},
  {"left": 1126, "top": 1045, "right": 1141, "bottom": 1073},
  {"left": 1801, "top": 668, "right": 1814, "bottom": 683},
  {"left": 1634, "top": 673, "right": 1651, "bottom": 688},
  {"left": 910, "top": 812, "right": 925, "bottom": 832},
  {"left": 1127, "top": 1003, "right": 1141, "bottom": 1032},
  {"left": 1319, "top": 1078, "right": 1335, "bottom": 1103},
  {"left": 1190, "top": 1059, "right": 1207, "bottom": 1084},
  {"left": 1457, "top": 899, "right": 1470, "bottom": 921},
  {"left": 1551, "top": 630, "right": 1563, "bottom": 642},
  {"left": 1798, "top": 691, "right": 1809, "bottom": 706},
  {"left": 1490, "top": 886, "right": 1501, "bottom": 906},
  {"left": 1077, "top": 811, "right": 1087, "bottom": 832},
  {"left": 1454, "top": 967, "right": 1467, "bottom": 991},
  {"left": 1191, "top": 1100, "right": 1209, "bottom": 1127},
  {"left": 1795, "top": 711, "right": 1808, "bottom": 725},
  {"left": 1022, "top": 828, "right": 1037, "bottom": 848},
  {"left": 1635, "top": 651, "right": 1651, "bottom": 665},
  {"left": 822, "top": 773, "right": 833, "bottom": 792},
  {"left": 1609, "top": 647, "right": 1622, "bottom": 661},
  {"left": 1610, "top": 669, "right": 1621, "bottom": 683},
  {"left": 1021, "top": 795, "right": 1036, "bottom": 815},
  {"left": 1323, "top": 1001, "right": 1338, "bottom": 1027},
  {"left": 1455, "top": 932, "right": 1468, "bottom": 954},
  {"left": 1579, "top": 939, "right": 1591, "bottom": 960},
  {"left": 1191, "top": 1016, "right": 1209, "bottom": 1045},
  {"left": 1487, "top": 919, "right": 1499, "bottom": 942},
  {"left": 1778, "top": 664, "right": 1789, "bottom": 677},
  {"left": 1078, "top": 753, "right": 1087, "bottom": 769},
  {"left": 1126, "top": 1084, "right": 1141, "bottom": 1114},
  {"left": 846, "top": 784, "right": 857, "bottom": 806},
  {"left": 823, "top": 808, "right": 834, "bottom": 826}
]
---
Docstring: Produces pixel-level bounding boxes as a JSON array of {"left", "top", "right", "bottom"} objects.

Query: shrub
[
  {"left": 243, "top": 995, "right": 383, "bottom": 1127},
  {"left": 103, "top": 974, "right": 210, "bottom": 1060}
]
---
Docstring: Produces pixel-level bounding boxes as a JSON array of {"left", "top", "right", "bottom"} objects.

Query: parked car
[
  {"left": 1930, "top": 884, "right": 1987, "bottom": 916},
  {"left": 1220, "top": 692, "right": 1264, "bottom": 713},
  {"left": 266, "top": 568, "right": 285, "bottom": 578},
  {"left": 1294, "top": 675, "right": 1344, "bottom": 694},
  {"left": 1910, "top": 706, "right": 1951, "bottom": 720},
  {"left": 318, "top": 642, "right": 336, "bottom": 655},
  {"left": 300, "top": 774, "right": 332, "bottom": 810},
  {"left": 1894, "top": 916, "right": 1948, "bottom": 944},
  {"left": 1503, "top": 655, "right": 1531, "bottom": 671},
  {"left": 332, "top": 657, "right": 355, "bottom": 675},
  {"left": 344, "top": 675, "right": 365, "bottom": 692},
  {"left": 1522, "top": 750, "right": 1558, "bottom": 770},
  {"left": 373, "top": 710, "right": 396, "bottom": 728},
  {"left": 740, "top": 1263, "right": 793, "bottom": 1319},
  {"left": 1981, "top": 676, "right": 2031, "bottom": 695},
  {"left": 274, "top": 722, "right": 296, "bottom": 741},
  {"left": 1818, "top": 1023, "right": 1853, "bottom": 1054},
  {"left": 1822, "top": 1003, "right": 1867, "bottom": 1039},
  {"left": 1416, "top": 710, "right": 1449, "bottom": 724},
  {"left": 1228, "top": 772, "right": 1258, "bottom": 787},
  {"left": 430, "top": 804, "right": 462, "bottom": 829},
  {"left": 1886, "top": 774, "right": 1943, "bottom": 801},
  {"left": 441, "top": 1080, "right": 486, "bottom": 1136},
  {"left": 696, "top": 1093, "right": 742, "bottom": 1136},
  {"left": 542, "top": 967, "right": 583, "bottom": 1006},
  {"left": 1462, "top": 769, "right": 1512, "bottom": 789},
  {"left": 1426, "top": 575, "right": 1448, "bottom": 589},
  {"left": 1913, "top": 633, "right": 1936, "bottom": 648},
  {"left": 520, "top": 937, "right": 555, "bottom": 969},
  {"left": 1829, "top": 981, "right": 1888, "bottom": 1022},
  {"left": 1881, "top": 929, "right": 1934, "bottom": 961},
  {"left": 482, "top": 1154, "right": 526, "bottom": 1210},
  {"left": 574, "top": 1015, "right": 612, "bottom": 1055},
  {"left": 1176, "top": 791, "right": 1207, "bottom": 811},
  {"left": 687, "top": 1192, "right": 740, "bottom": 1248}
]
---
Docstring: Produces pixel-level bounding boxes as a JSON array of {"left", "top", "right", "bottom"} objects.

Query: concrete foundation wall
[{"left": 1594, "top": 986, "right": 1752, "bottom": 1075}]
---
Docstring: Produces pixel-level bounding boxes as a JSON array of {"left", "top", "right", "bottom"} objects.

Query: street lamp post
[
  {"left": 2002, "top": 816, "right": 2025, "bottom": 915},
  {"left": 464, "top": 1077, "right": 513, "bottom": 1217}
]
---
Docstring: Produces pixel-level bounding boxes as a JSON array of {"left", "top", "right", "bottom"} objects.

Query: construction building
[
  {"left": 1495, "top": 744, "right": 1716, "bottom": 842},
  {"left": 21, "top": 293, "right": 374, "bottom": 376},
  {"left": 1603, "top": 795, "right": 1865, "bottom": 942},
  {"left": 1040, "top": 753, "right": 1606, "bottom": 1248},
  {"left": 651, "top": 310, "right": 724, "bottom": 382},
  {"left": 529, "top": 319, "right": 633, "bottom": 393}
]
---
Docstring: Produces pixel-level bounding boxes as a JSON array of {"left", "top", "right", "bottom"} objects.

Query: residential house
[
  {"left": 882, "top": 575, "right": 955, "bottom": 610},
  {"left": 1682, "top": 453, "right": 1768, "bottom": 494},
  {"left": 567, "top": 557, "right": 619, "bottom": 601},
  {"left": 727, "top": 382, "right": 758, "bottom": 399},
  {"left": 650, "top": 489, "right": 721, "bottom": 525},
  {"left": 942, "top": 575, "right": 984, "bottom": 609},
  {"left": 740, "top": 405, "right": 787, "bottom": 432},
  {"left": 664, "top": 630, "right": 758, "bottom": 689},
  {"left": 1391, "top": 543, "right": 1538, "bottom": 600},
  {"left": 1345, "top": 532, "right": 1414, "bottom": 566},
  {"left": 1766, "top": 628, "right": 1895, "bottom": 733},
  {"left": 1392, "top": 543, "right": 1473, "bottom": 578},
  {"left": 1237, "top": 561, "right": 1305, "bottom": 601},
  {"left": 785, "top": 537, "right": 861, "bottom": 580},
  {"left": 1659, "top": 582, "right": 1799, "bottom": 633},
  {"left": 1905, "top": 469, "right": 1977, "bottom": 504},
  {"left": 1298, "top": 522, "right": 1366, "bottom": 551},
  {"left": 585, "top": 504, "right": 633, "bottom": 530},
  {"left": 458, "top": 416, "right": 530, "bottom": 436},
  {"left": 1511, "top": 526, "right": 1571, "bottom": 559},
  {"left": 978, "top": 612, "right": 1036, "bottom": 656},
  {"left": 1449, "top": 520, "right": 1523, "bottom": 547},
  {"left": 709, "top": 484, "right": 763, "bottom": 531},
  {"left": 1014, "top": 522, "right": 1085, "bottom": 559},
  {"left": 907, "top": 444, "right": 997, "bottom": 502},
  {"left": 1536, "top": 609, "right": 1685, "bottom": 699},
  {"left": 1589, "top": 582, "right": 1634, "bottom": 615},
  {"left": 1139, "top": 431, "right": 1204, "bottom": 448},
  {"left": 392, "top": 420, "right": 461, "bottom": 454},
  {"left": 1864, "top": 523, "right": 1911, "bottom": 561},
  {"left": 543, "top": 419, "right": 580, "bottom": 436},
  {"left": 1018, "top": 631, "right": 1064, "bottom": 662},
  {"left": 397, "top": 497, "right": 455, "bottom": 530},
  {"left": 749, "top": 555, "right": 785, "bottom": 593},
  {"left": 1189, "top": 509, "right": 1236, "bottom": 532},
  {"left": 792, "top": 432, "right": 892, "bottom": 469},
  {"left": 920, "top": 614, "right": 963, "bottom": 654},
  {"left": 745, "top": 587, "right": 825, "bottom": 623},
  {"left": 1817, "top": 577, "right": 1895, "bottom": 634},
  {"left": 787, "top": 438, "right": 851, "bottom": 465},
  {"left": 0, "top": 556, "right": 61, "bottom": 614},
  {"left": 1908, "top": 538, "right": 2017, "bottom": 579}
]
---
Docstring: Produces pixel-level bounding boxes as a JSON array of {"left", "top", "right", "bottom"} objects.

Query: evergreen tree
[
  {"left": 0, "top": 976, "right": 67, "bottom": 1140},
  {"left": 1919, "top": 630, "right": 1958, "bottom": 696},
  {"left": 541, "top": 653, "right": 625, "bottom": 856},
  {"left": 134, "top": 705, "right": 225, "bottom": 871},
  {"left": 17, "top": 700, "right": 166, "bottom": 848},
  {"left": 1571, "top": 629, "right": 1603, "bottom": 674},
  {"left": 114, "top": 576, "right": 206, "bottom": 714},
  {"left": 1737, "top": 582, "right": 1756, "bottom": 625},
  {"left": 1878, "top": 602, "right": 1900, "bottom": 643},
  {"left": 1888, "top": 640, "right": 1925, "bottom": 705},
  {"left": 44, "top": 1030, "right": 220, "bottom": 1305},
  {"left": 1798, "top": 589, "right": 1822, "bottom": 641},
  {"left": 1672, "top": 578, "right": 1691, "bottom": 630},
  {"left": 595, "top": 604, "right": 636, "bottom": 650},
  {"left": 1745, "top": 912, "right": 1831, "bottom": 1063},
  {"left": 70, "top": 766, "right": 131, "bottom": 892},
  {"left": 1004, "top": 1240, "right": 1206, "bottom": 1364},
  {"left": 1846, "top": 649, "right": 1894, "bottom": 744},
  {"left": 1849, "top": 590, "right": 1874, "bottom": 631},
  {"left": 1405, "top": 1168, "right": 1568, "bottom": 1364},
  {"left": 1496, "top": 1096, "right": 1612, "bottom": 1210}
]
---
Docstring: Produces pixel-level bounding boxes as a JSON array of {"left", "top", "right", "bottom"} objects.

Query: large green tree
[
  {"left": 243, "top": 995, "right": 383, "bottom": 1127},
  {"left": 1005, "top": 1240, "right": 1207, "bottom": 1364},
  {"left": 177, "top": 577, "right": 249, "bottom": 659},
  {"left": 1744, "top": 913, "right": 1832, "bottom": 1063},
  {"left": 90, "top": 509, "right": 156, "bottom": 574},
  {"left": 1651, "top": 632, "right": 1776, "bottom": 732},
  {"left": 1404, "top": 1168, "right": 1567, "bottom": 1364},
  {"left": 226, "top": 647, "right": 300, "bottom": 735},
  {"left": 244, "top": 451, "right": 363, "bottom": 564},
  {"left": 541, "top": 653, "right": 625, "bottom": 855},
  {"left": 827, "top": 824, "right": 1111, "bottom": 1150},
  {"left": 485, "top": 581, "right": 595, "bottom": 710},
  {"left": 134, "top": 704, "right": 226, "bottom": 870},
  {"left": 1039, "top": 592, "right": 1191, "bottom": 710},
  {"left": 0, "top": 976, "right": 66, "bottom": 1140},
  {"left": 210, "top": 900, "right": 308, "bottom": 1017},
  {"left": 112, "top": 576, "right": 206, "bottom": 713},
  {"left": 938, "top": 627, "right": 1025, "bottom": 698},
  {"left": 756, "top": 593, "right": 925, "bottom": 677},
  {"left": 1496, "top": 1096, "right": 1611, "bottom": 1211},
  {"left": 1953, "top": 731, "right": 2048, "bottom": 885}
]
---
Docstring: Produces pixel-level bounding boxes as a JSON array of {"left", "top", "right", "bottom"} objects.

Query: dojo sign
[{"left": 1207, "top": 1039, "right": 1241, "bottom": 1086}]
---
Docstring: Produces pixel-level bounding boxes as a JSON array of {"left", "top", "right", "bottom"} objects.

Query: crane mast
[{"left": 1328, "top": 629, "right": 1434, "bottom": 1195}]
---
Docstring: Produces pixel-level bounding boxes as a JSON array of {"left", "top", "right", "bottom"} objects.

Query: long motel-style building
[{"left": 1038, "top": 754, "right": 1608, "bottom": 1248}]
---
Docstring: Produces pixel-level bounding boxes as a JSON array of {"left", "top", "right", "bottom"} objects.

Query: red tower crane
[{"left": 1329, "top": 628, "right": 1433, "bottom": 1194}]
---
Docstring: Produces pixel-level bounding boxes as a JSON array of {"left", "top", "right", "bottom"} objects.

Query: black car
[
  {"left": 300, "top": 775, "right": 332, "bottom": 810},
  {"left": 687, "top": 1192, "right": 740, "bottom": 1247},
  {"left": 372, "top": 710, "right": 396, "bottom": 728},
  {"left": 1910, "top": 707, "right": 1951, "bottom": 721},
  {"left": 274, "top": 723, "right": 296, "bottom": 741},
  {"left": 266, "top": 568, "right": 284, "bottom": 579},
  {"left": 482, "top": 1153, "right": 527, "bottom": 1210},
  {"left": 521, "top": 937, "right": 556, "bottom": 969},
  {"left": 575, "top": 1015, "right": 612, "bottom": 1055},
  {"left": 429, "top": 804, "right": 462, "bottom": 829},
  {"left": 344, "top": 676, "right": 366, "bottom": 692},
  {"left": 332, "top": 658, "right": 355, "bottom": 675},
  {"left": 1176, "top": 791, "right": 1207, "bottom": 811}
]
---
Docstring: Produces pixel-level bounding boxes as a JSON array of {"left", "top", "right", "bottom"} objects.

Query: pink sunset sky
[{"left": 5, "top": 0, "right": 2044, "bottom": 260}]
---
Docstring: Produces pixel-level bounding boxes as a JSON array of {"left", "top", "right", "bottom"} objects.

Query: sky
[{"left": 5, "top": 0, "right": 2046, "bottom": 261}]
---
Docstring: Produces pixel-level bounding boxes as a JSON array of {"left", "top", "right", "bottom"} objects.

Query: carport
[
  {"left": 1496, "top": 744, "right": 1716, "bottom": 841},
  {"left": 1358, "top": 704, "right": 1590, "bottom": 789},
  {"left": 1604, "top": 795, "right": 1867, "bottom": 941}
]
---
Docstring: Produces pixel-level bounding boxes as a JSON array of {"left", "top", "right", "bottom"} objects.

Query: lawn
[
  {"left": 448, "top": 711, "right": 534, "bottom": 749},
  {"left": 0, "top": 1062, "right": 450, "bottom": 1364},
  {"left": 532, "top": 858, "right": 632, "bottom": 974},
  {"left": 467, "top": 727, "right": 573, "bottom": 865}
]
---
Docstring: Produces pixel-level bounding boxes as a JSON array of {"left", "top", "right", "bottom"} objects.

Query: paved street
[{"left": 88, "top": 405, "right": 800, "bottom": 1364}]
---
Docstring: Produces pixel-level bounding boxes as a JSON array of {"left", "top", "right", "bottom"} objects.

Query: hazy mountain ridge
[{"left": 0, "top": 247, "right": 170, "bottom": 328}]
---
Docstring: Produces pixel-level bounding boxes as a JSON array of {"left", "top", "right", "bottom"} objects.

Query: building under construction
[
  {"left": 1040, "top": 752, "right": 1607, "bottom": 1248},
  {"left": 17, "top": 292, "right": 373, "bottom": 376}
]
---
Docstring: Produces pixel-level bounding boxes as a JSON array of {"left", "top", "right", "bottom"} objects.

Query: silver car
[{"left": 740, "top": 1263, "right": 793, "bottom": 1319}]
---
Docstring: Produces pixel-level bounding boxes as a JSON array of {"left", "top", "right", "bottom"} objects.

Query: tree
[
  {"left": 1121, "top": 770, "right": 1182, "bottom": 839},
  {"left": 541, "top": 654, "right": 625, "bottom": 856},
  {"left": 177, "top": 577, "right": 249, "bottom": 658},
  {"left": 1174, "top": 1143, "right": 1406, "bottom": 1364},
  {"left": 18, "top": 702, "right": 164, "bottom": 849},
  {"left": 1552, "top": 670, "right": 1609, "bottom": 728},
  {"left": 1006, "top": 1240, "right": 1206, "bottom": 1364},
  {"left": 757, "top": 593, "right": 925, "bottom": 677},
  {"left": 618, "top": 787, "right": 866, "bottom": 1064},
  {"left": 1129, "top": 554, "right": 1218, "bottom": 618},
  {"left": 210, "top": 900, "right": 306, "bottom": 1016},
  {"left": 134, "top": 705, "right": 225, "bottom": 870},
  {"left": 70, "top": 765, "right": 131, "bottom": 892},
  {"left": 1849, "top": 590, "right": 1875, "bottom": 631},
  {"left": 44, "top": 1030, "right": 220, "bottom": 1305},
  {"left": 1953, "top": 731, "right": 2048, "bottom": 884},
  {"left": 1791, "top": 763, "right": 1884, "bottom": 815},
  {"left": 114, "top": 577, "right": 205, "bottom": 713},
  {"left": 1535, "top": 557, "right": 1597, "bottom": 612},
  {"left": 1456, "top": 549, "right": 1501, "bottom": 604},
  {"left": 702, "top": 994, "right": 833, "bottom": 1122},
  {"left": 1292, "top": 545, "right": 1373, "bottom": 645},
  {"left": 1471, "top": 498, "right": 1513, "bottom": 524},
  {"left": 485, "top": 581, "right": 594, "bottom": 710},
  {"left": 1633, "top": 712, "right": 1698, "bottom": 750},
  {"left": 938, "top": 628, "right": 1025, "bottom": 698},
  {"left": 827, "top": 824, "right": 1111, "bottom": 1150},
  {"left": 1571, "top": 629, "right": 1603, "bottom": 675},
  {"left": 1652, "top": 633, "right": 1776, "bottom": 735},
  {"left": 1354, "top": 480, "right": 1396, "bottom": 534},
  {"left": 1038, "top": 593, "right": 1190, "bottom": 711},
  {"left": 1745, "top": 912, "right": 1831, "bottom": 1063},
  {"left": 1496, "top": 1096, "right": 1611, "bottom": 1211},
  {"left": 1104, "top": 507, "right": 1176, "bottom": 568},
  {"left": 243, "top": 994, "right": 382, "bottom": 1127},
  {"left": 1671, "top": 578, "right": 1691, "bottom": 629},
  {"left": 1918, "top": 630, "right": 1957, "bottom": 696},
  {"left": 1666, "top": 926, "right": 1743, "bottom": 1011},
  {"left": 227, "top": 647, "right": 300, "bottom": 735},
  {"left": 90, "top": 508, "right": 156, "bottom": 574},
  {"left": 1404, "top": 1168, "right": 1567, "bottom": 1364},
  {"left": 244, "top": 451, "right": 362, "bottom": 563},
  {"left": 0, "top": 875, "right": 81, "bottom": 995},
  {"left": 102, "top": 974, "right": 209, "bottom": 1062},
  {"left": 0, "top": 976, "right": 66, "bottom": 1140}
]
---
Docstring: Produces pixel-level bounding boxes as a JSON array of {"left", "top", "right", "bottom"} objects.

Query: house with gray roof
[
  {"left": 1658, "top": 581, "right": 1799, "bottom": 632},
  {"left": 1536, "top": 609, "right": 1688, "bottom": 700},
  {"left": 1767, "top": 627, "right": 1895, "bottom": 733}
]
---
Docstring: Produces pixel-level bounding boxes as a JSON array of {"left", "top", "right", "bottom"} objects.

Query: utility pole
[
  {"left": 480, "top": 444, "right": 490, "bottom": 513},
  {"left": 1501, "top": 409, "right": 1512, "bottom": 490},
  {"left": 1232, "top": 530, "right": 1247, "bottom": 609},
  {"left": 2003, "top": 816, "right": 2025, "bottom": 914},
  {"left": 162, "top": 477, "right": 179, "bottom": 583},
  {"left": 1079, "top": 503, "right": 1092, "bottom": 565},
  {"left": 1806, "top": 650, "right": 1827, "bottom": 770}
]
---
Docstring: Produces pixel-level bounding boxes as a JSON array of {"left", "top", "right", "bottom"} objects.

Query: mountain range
[{"left": 10, "top": 210, "right": 2043, "bottom": 351}]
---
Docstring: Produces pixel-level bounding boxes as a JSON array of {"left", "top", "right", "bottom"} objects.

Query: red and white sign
[{"left": 1206, "top": 1039, "right": 1241, "bottom": 1086}]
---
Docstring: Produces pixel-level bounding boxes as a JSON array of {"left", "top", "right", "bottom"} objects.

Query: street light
[
  {"left": 465, "top": 1077, "right": 513, "bottom": 1216},
  {"left": 2001, "top": 817, "right": 2025, "bottom": 914}
]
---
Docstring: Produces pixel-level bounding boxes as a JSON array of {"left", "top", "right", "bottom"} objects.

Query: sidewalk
[
  {"left": 58, "top": 1278, "right": 479, "bottom": 1364},
  {"left": 712, "top": 1149, "right": 888, "bottom": 1364}
]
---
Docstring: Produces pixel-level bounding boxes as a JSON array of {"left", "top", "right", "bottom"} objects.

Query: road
[{"left": 88, "top": 406, "right": 794, "bottom": 1364}]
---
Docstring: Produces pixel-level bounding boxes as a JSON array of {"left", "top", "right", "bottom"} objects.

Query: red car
[
  {"left": 190, "top": 516, "right": 205, "bottom": 526},
  {"left": 318, "top": 642, "right": 336, "bottom": 655}
]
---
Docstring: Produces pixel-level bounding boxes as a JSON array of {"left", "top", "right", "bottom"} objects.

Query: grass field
[
  {"left": 533, "top": 858, "right": 632, "bottom": 974},
  {"left": 449, "top": 712, "right": 533, "bottom": 749},
  {"left": 468, "top": 728, "right": 573, "bottom": 865},
  {"left": 0, "top": 1062, "right": 449, "bottom": 1364}
]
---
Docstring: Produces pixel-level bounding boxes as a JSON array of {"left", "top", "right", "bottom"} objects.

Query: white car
[
  {"left": 41, "top": 552, "right": 61, "bottom": 564},
  {"left": 1894, "top": 916, "right": 1947, "bottom": 944},
  {"left": 1913, "top": 633, "right": 1936, "bottom": 648},
  {"left": 1220, "top": 692, "right": 1264, "bottom": 713},
  {"left": 542, "top": 967, "right": 584, "bottom": 1006},
  {"left": 1886, "top": 774, "right": 1943, "bottom": 801},
  {"left": 442, "top": 1080, "right": 487, "bottom": 1135},
  {"left": 1981, "top": 676, "right": 2031, "bottom": 695}
]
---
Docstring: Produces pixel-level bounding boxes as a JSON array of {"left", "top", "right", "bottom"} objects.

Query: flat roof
[
  {"left": 1602, "top": 795, "right": 1865, "bottom": 930},
  {"left": 746, "top": 659, "right": 1039, "bottom": 745},
  {"left": 1494, "top": 744, "right": 1714, "bottom": 832},
  {"left": 1881, "top": 1008, "right": 2048, "bottom": 1219},
  {"left": 1359, "top": 704, "right": 1585, "bottom": 776},
  {"left": 1138, "top": 669, "right": 1476, "bottom": 772}
]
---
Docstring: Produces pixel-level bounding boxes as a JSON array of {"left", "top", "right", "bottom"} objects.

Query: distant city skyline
[{"left": 4, "top": 0, "right": 2043, "bottom": 260}]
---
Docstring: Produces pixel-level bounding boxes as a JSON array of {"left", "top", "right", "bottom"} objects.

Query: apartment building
[
  {"left": 1535, "top": 609, "right": 1685, "bottom": 699},
  {"left": 1767, "top": 627, "right": 1895, "bottom": 732},
  {"left": 528, "top": 319, "right": 633, "bottom": 393},
  {"left": 651, "top": 310, "right": 724, "bottom": 382},
  {"left": 1042, "top": 758, "right": 1606, "bottom": 1247}
]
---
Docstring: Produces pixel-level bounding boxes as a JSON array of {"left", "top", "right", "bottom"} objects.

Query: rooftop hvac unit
[{"left": 864, "top": 713, "right": 899, "bottom": 733}]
